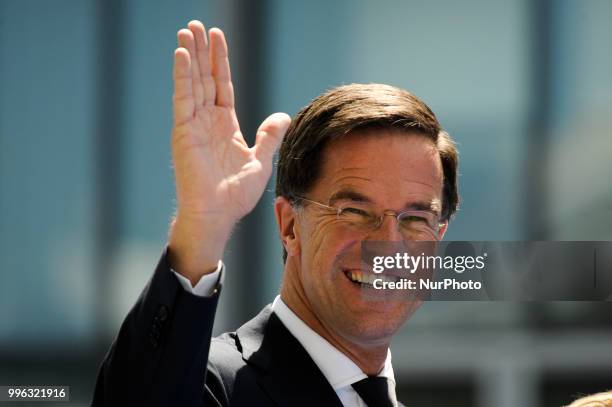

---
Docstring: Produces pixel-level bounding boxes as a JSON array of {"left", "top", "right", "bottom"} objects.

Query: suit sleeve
[{"left": 91, "top": 247, "right": 224, "bottom": 407}]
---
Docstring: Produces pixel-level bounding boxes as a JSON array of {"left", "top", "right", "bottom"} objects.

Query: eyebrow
[
  {"left": 407, "top": 201, "right": 441, "bottom": 216},
  {"left": 328, "top": 188, "right": 373, "bottom": 205},
  {"left": 328, "top": 187, "right": 441, "bottom": 215}
]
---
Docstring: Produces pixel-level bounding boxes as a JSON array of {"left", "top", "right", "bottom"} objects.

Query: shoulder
[
  {"left": 205, "top": 331, "right": 265, "bottom": 405},
  {"left": 209, "top": 331, "right": 244, "bottom": 374}
]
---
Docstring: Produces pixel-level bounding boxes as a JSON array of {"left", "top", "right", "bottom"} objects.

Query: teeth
[{"left": 346, "top": 270, "right": 399, "bottom": 286}]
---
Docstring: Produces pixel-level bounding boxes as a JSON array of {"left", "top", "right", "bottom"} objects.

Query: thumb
[{"left": 254, "top": 112, "right": 292, "bottom": 162}]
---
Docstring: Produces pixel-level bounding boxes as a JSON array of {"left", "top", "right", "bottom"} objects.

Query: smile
[{"left": 343, "top": 269, "right": 400, "bottom": 288}]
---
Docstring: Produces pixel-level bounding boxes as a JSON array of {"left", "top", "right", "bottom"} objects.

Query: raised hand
[{"left": 168, "top": 21, "right": 291, "bottom": 282}]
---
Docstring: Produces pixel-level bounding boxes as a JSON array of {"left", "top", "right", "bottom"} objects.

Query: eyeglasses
[{"left": 293, "top": 195, "right": 445, "bottom": 241}]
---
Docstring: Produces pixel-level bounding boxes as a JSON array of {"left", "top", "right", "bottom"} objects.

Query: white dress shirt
[
  {"left": 173, "top": 266, "right": 398, "bottom": 407},
  {"left": 172, "top": 260, "right": 223, "bottom": 296},
  {"left": 271, "top": 295, "right": 397, "bottom": 407}
]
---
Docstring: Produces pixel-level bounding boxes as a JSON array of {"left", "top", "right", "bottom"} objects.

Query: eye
[
  {"left": 404, "top": 215, "right": 428, "bottom": 223},
  {"left": 399, "top": 212, "right": 437, "bottom": 230},
  {"left": 340, "top": 207, "right": 370, "bottom": 217},
  {"left": 337, "top": 206, "right": 376, "bottom": 226}
]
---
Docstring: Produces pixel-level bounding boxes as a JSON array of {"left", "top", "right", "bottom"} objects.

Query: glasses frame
[{"left": 292, "top": 195, "right": 446, "bottom": 240}]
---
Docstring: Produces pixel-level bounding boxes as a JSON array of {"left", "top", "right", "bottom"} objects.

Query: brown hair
[{"left": 275, "top": 83, "right": 459, "bottom": 260}]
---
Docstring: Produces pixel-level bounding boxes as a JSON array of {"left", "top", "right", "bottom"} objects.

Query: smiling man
[{"left": 93, "top": 20, "right": 458, "bottom": 407}]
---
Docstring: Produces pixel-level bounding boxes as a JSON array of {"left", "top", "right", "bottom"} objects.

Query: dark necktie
[{"left": 351, "top": 376, "right": 397, "bottom": 407}]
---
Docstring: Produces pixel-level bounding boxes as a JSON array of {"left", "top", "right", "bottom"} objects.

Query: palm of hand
[{"left": 172, "top": 21, "right": 290, "bottom": 224}]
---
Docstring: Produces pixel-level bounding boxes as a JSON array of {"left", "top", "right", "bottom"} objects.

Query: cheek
[{"left": 303, "top": 220, "right": 362, "bottom": 273}]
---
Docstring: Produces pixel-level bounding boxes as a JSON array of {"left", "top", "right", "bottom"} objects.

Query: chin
[
  {"left": 342, "top": 318, "right": 403, "bottom": 345},
  {"left": 334, "top": 306, "right": 389, "bottom": 339},
  {"left": 338, "top": 304, "right": 410, "bottom": 342}
]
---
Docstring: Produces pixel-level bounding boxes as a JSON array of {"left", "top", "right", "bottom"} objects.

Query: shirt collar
[{"left": 271, "top": 295, "right": 395, "bottom": 390}]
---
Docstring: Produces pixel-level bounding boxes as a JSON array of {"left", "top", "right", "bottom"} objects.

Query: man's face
[{"left": 292, "top": 130, "right": 445, "bottom": 346}]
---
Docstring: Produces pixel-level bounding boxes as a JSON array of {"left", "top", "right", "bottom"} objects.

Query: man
[{"left": 92, "top": 20, "right": 459, "bottom": 407}]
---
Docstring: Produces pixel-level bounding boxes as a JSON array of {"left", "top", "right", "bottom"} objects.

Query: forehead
[{"left": 313, "top": 130, "right": 444, "bottom": 206}]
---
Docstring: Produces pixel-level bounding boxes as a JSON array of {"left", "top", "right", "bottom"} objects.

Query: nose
[{"left": 373, "top": 213, "right": 404, "bottom": 242}]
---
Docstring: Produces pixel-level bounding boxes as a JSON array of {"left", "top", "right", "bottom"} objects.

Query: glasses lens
[
  {"left": 398, "top": 212, "right": 439, "bottom": 240},
  {"left": 337, "top": 204, "right": 378, "bottom": 229}
]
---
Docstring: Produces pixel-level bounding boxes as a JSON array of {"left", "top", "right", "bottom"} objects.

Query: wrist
[{"left": 167, "top": 213, "right": 233, "bottom": 284}]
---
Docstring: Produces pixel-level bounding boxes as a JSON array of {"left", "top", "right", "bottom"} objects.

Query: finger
[
  {"left": 188, "top": 20, "right": 215, "bottom": 106},
  {"left": 178, "top": 28, "right": 204, "bottom": 107},
  {"left": 172, "top": 47, "right": 194, "bottom": 126},
  {"left": 209, "top": 28, "right": 234, "bottom": 108},
  {"left": 254, "top": 113, "right": 292, "bottom": 163}
]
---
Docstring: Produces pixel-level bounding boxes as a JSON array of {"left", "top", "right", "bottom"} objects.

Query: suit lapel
[{"left": 236, "top": 306, "right": 343, "bottom": 407}]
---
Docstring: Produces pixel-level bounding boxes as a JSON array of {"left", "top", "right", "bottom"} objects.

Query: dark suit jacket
[{"left": 92, "top": 249, "right": 403, "bottom": 406}]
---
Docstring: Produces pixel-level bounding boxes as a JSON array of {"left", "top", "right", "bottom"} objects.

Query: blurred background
[{"left": 1, "top": 0, "right": 611, "bottom": 405}]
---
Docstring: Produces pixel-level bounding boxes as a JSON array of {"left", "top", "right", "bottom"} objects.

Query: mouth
[{"left": 343, "top": 269, "right": 400, "bottom": 288}]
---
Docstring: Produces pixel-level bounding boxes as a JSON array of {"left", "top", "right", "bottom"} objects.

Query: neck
[{"left": 279, "top": 261, "right": 390, "bottom": 375}]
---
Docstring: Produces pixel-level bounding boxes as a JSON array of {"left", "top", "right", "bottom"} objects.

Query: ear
[{"left": 274, "top": 196, "right": 301, "bottom": 257}]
